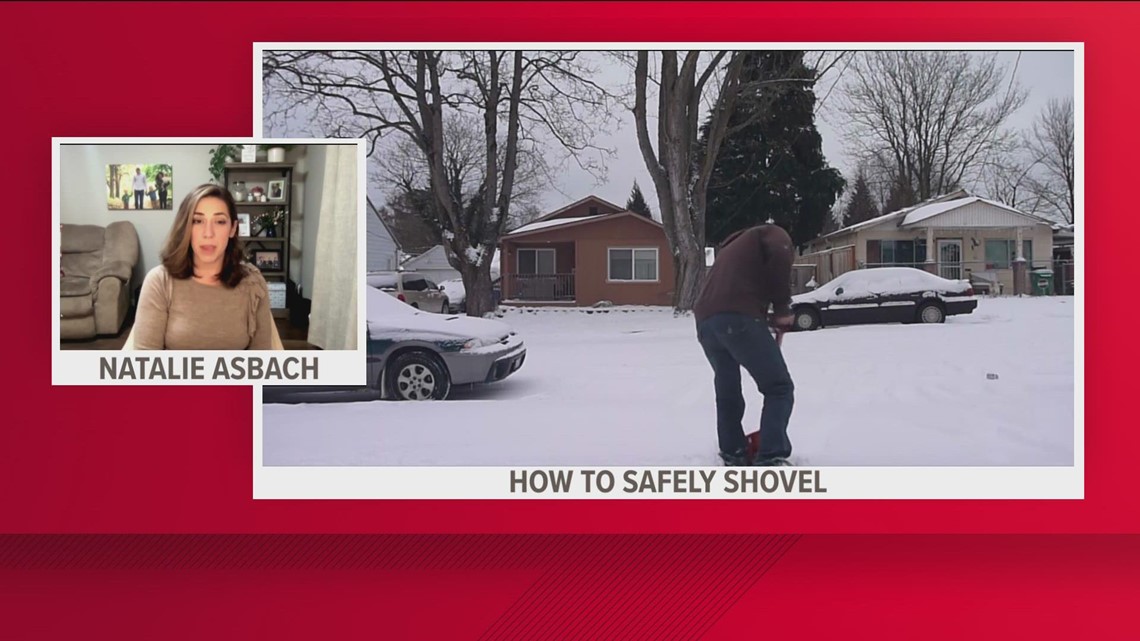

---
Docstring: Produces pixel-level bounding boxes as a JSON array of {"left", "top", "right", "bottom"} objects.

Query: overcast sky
[
  {"left": 534, "top": 49, "right": 1075, "bottom": 219},
  {"left": 265, "top": 48, "right": 1075, "bottom": 219}
]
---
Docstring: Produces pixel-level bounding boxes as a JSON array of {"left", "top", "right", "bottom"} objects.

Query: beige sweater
[{"left": 133, "top": 264, "right": 274, "bottom": 350}]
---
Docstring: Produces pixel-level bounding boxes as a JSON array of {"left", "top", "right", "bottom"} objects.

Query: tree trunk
[
  {"left": 674, "top": 244, "right": 706, "bottom": 312},
  {"left": 634, "top": 51, "right": 742, "bottom": 311},
  {"left": 460, "top": 262, "right": 495, "bottom": 317}
]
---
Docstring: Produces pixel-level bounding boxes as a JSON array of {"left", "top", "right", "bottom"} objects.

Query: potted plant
[
  {"left": 208, "top": 145, "right": 242, "bottom": 183},
  {"left": 255, "top": 208, "right": 286, "bottom": 237},
  {"left": 266, "top": 144, "right": 296, "bottom": 163}
]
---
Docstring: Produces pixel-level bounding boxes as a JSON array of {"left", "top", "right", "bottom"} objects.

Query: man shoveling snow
[{"left": 693, "top": 224, "right": 796, "bottom": 467}]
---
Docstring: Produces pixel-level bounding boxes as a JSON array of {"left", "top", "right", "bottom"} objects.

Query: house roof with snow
[
  {"left": 526, "top": 195, "right": 626, "bottom": 226},
  {"left": 503, "top": 210, "right": 664, "bottom": 239},
  {"left": 507, "top": 216, "right": 597, "bottom": 236},
  {"left": 816, "top": 190, "right": 1053, "bottom": 242}
]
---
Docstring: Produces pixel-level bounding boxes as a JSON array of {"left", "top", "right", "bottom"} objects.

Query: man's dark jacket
[{"left": 692, "top": 224, "right": 795, "bottom": 325}]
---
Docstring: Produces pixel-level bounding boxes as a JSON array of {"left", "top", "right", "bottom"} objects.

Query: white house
[
  {"left": 803, "top": 190, "right": 1056, "bottom": 295},
  {"left": 400, "top": 244, "right": 461, "bottom": 283},
  {"left": 366, "top": 197, "right": 400, "bottom": 272}
]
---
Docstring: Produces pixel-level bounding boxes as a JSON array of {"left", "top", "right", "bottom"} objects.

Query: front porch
[
  {"left": 502, "top": 273, "right": 578, "bottom": 303},
  {"left": 500, "top": 240, "right": 577, "bottom": 302},
  {"left": 805, "top": 228, "right": 1054, "bottom": 295}
]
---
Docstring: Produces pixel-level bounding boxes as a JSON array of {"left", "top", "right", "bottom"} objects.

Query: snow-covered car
[
  {"left": 366, "top": 270, "right": 449, "bottom": 314},
  {"left": 263, "top": 287, "right": 526, "bottom": 402},
  {"left": 439, "top": 278, "right": 466, "bottom": 313},
  {"left": 438, "top": 277, "right": 506, "bottom": 313},
  {"left": 790, "top": 267, "right": 977, "bottom": 331}
]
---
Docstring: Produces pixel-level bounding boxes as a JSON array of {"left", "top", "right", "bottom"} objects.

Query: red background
[{"left": 5, "top": 1, "right": 1134, "bottom": 636}]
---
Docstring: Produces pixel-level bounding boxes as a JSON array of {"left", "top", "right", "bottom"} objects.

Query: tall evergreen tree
[
  {"left": 821, "top": 208, "right": 842, "bottom": 235},
  {"left": 626, "top": 181, "right": 653, "bottom": 218},
  {"left": 842, "top": 167, "right": 880, "bottom": 226},
  {"left": 701, "top": 51, "right": 845, "bottom": 249},
  {"left": 883, "top": 177, "right": 916, "bottom": 214}
]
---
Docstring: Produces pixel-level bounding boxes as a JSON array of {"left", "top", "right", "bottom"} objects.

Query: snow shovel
[{"left": 745, "top": 327, "right": 785, "bottom": 461}]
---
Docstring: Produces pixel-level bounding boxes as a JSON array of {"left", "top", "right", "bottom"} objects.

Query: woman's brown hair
[{"left": 160, "top": 184, "right": 247, "bottom": 287}]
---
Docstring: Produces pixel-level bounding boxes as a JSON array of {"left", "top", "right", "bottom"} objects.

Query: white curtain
[{"left": 307, "top": 146, "right": 358, "bottom": 350}]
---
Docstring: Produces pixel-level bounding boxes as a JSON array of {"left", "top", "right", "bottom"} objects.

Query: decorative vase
[
  {"left": 267, "top": 226, "right": 277, "bottom": 238},
  {"left": 267, "top": 147, "right": 286, "bottom": 163},
  {"left": 231, "top": 182, "right": 247, "bottom": 202}
]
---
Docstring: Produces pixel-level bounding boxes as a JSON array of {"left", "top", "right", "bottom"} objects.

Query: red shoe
[{"left": 745, "top": 431, "right": 761, "bottom": 462}]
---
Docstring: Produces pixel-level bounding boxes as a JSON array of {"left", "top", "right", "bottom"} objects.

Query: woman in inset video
[{"left": 132, "top": 183, "right": 276, "bottom": 350}]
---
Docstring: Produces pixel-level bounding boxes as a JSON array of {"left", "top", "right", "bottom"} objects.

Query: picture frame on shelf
[
  {"left": 268, "top": 179, "right": 286, "bottom": 201},
  {"left": 253, "top": 250, "right": 282, "bottom": 272},
  {"left": 237, "top": 212, "right": 251, "bottom": 237}
]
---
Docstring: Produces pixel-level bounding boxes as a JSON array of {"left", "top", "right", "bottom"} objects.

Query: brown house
[{"left": 499, "top": 196, "right": 676, "bottom": 306}]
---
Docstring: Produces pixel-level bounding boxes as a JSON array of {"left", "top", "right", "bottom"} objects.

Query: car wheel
[
  {"left": 386, "top": 351, "right": 451, "bottom": 400},
  {"left": 793, "top": 306, "right": 820, "bottom": 331},
  {"left": 410, "top": 302, "right": 420, "bottom": 309},
  {"left": 441, "top": 298, "right": 449, "bottom": 314},
  {"left": 916, "top": 301, "right": 945, "bottom": 324}
]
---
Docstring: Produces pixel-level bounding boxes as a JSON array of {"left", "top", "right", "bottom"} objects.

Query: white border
[
  {"left": 53, "top": 137, "right": 369, "bottom": 386},
  {"left": 251, "top": 42, "right": 1083, "bottom": 500}
]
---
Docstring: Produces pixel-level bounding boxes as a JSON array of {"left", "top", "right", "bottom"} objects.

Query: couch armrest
[
  {"left": 103, "top": 221, "right": 140, "bottom": 268},
  {"left": 91, "top": 260, "right": 134, "bottom": 284}
]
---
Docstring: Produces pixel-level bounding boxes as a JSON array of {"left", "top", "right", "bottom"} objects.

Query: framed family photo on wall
[{"left": 105, "top": 163, "right": 173, "bottom": 210}]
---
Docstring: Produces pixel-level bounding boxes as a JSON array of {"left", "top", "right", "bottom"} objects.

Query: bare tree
[
  {"left": 629, "top": 51, "right": 840, "bottom": 310},
  {"left": 262, "top": 50, "right": 616, "bottom": 315},
  {"left": 1025, "top": 96, "right": 1075, "bottom": 224},
  {"left": 836, "top": 51, "right": 1028, "bottom": 207},
  {"left": 375, "top": 114, "right": 551, "bottom": 244},
  {"left": 980, "top": 153, "right": 1045, "bottom": 215}
]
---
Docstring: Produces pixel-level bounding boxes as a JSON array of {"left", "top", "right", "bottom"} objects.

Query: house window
[
  {"left": 872, "top": 240, "right": 926, "bottom": 266},
  {"left": 518, "top": 248, "right": 556, "bottom": 275},
  {"left": 608, "top": 248, "right": 658, "bottom": 281},
  {"left": 984, "top": 240, "right": 1033, "bottom": 269}
]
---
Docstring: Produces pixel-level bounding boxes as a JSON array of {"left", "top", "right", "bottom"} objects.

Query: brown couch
[{"left": 60, "top": 221, "right": 140, "bottom": 340}]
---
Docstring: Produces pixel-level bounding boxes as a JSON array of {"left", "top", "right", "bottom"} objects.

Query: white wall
[
  {"left": 367, "top": 200, "right": 399, "bottom": 271},
  {"left": 59, "top": 144, "right": 214, "bottom": 281},
  {"left": 403, "top": 245, "right": 460, "bottom": 283}
]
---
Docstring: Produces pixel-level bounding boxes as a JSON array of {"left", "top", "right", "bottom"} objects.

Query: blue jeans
[
  {"left": 696, "top": 313, "right": 794, "bottom": 460},
  {"left": 134, "top": 190, "right": 144, "bottom": 209}
]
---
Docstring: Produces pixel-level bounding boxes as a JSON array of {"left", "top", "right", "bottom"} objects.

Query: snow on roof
[
  {"left": 508, "top": 216, "right": 596, "bottom": 235},
  {"left": 900, "top": 197, "right": 978, "bottom": 225},
  {"left": 819, "top": 208, "right": 907, "bottom": 239},
  {"left": 901, "top": 196, "right": 1032, "bottom": 225},
  {"left": 530, "top": 195, "right": 625, "bottom": 224},
  {"left": 815, "top": 190, "right": 1044, "bottom": 242}
]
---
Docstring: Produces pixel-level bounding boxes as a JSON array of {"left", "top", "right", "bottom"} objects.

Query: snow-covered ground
[{"left": 262, "top": 297, "right": 1076, "bottom": 467}]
